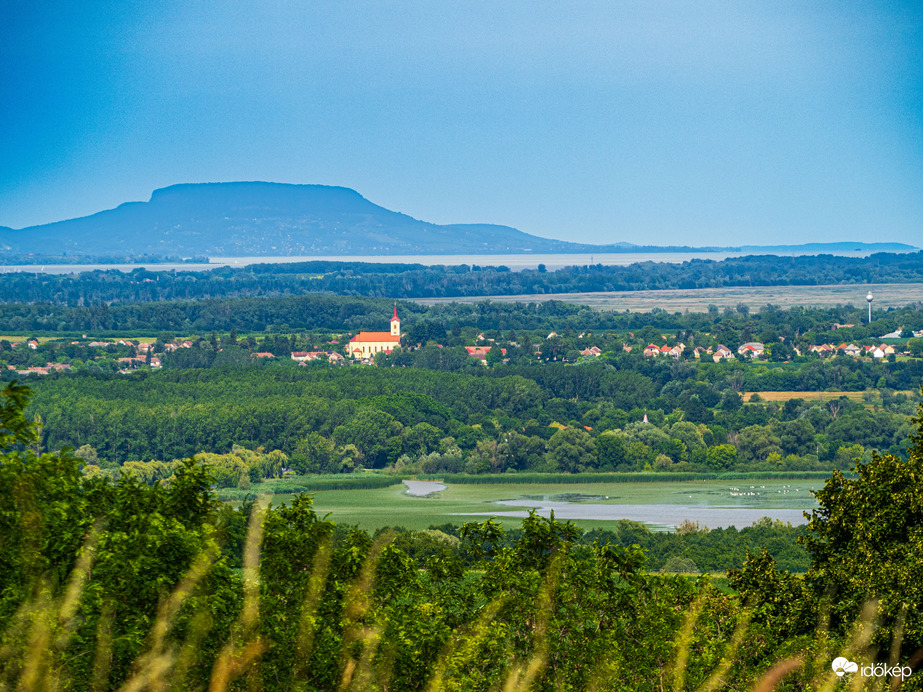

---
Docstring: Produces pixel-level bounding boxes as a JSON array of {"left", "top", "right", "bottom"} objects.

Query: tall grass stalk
[
  {"left": 116, "top": 543, "right": 218, "bottom": 692},
  {"left": 292, "top": 537, "right": 333, "bottom": 688},
  {"left": 671, "top": 589, "right": 706, "bottom": 692},
  {"left": 208, "top": 498, "right": 268, "bottom": 692},
  {"left": 337, "top": 532, "right": 393, "bottom": 691},
  {"left": 424, "top": 597, "right": 509, "bottom": 692},
  {"left": 696, "top": 610, "right": 752, "bottom": 692},
  {"left": 500, "top": 555, "right": 561, "bottom": 692}
]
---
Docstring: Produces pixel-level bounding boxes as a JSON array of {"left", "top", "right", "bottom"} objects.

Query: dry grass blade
[
  {"left": 696, "top": 610, "right": 752, "bottom": 692},
  {"left": 749, "top": 656, "right": 805, "bottom": 692},
  {"left": 813, "top": 600, "right": 880, "bottom": 692},
  {"left": 671, "top": 589, "right": 706, "bottom": 692},
  {"left": 2, "top": 522, "right": 103, "bottom": 692},
  {"left": 90, "top": 601, "right": 116, "bottom": 692},
  {"left": 14, "top": 584, "right": 52, "bottom": 692},
  {"left": 888, "top": 606, "right": 906, "bottom": 692},
  {"left": 0, "top": 598, "right": 46, "bottom": 689},
  {"left": 292, "top": 538, "right": 333, "bottom": 684},
  {"left": 116, "top": 543, "right": 218, "bottom": 692},
  {"left": 338, "top": 531, "right": 394, "bottom": 691},
  {"left": 501, "top": 556, "right": 562, "bottom": 692},
  {"left": 160, "top": 609, "right": 213, "bottom": 692},
  {"left": 209, "top": 499, "right": 269, "bottom": 692},
  {"left": 54, "top": 520, "right": 103, "bottom": 650},
  {"left": 425, "top": 597, "right": 509, "bottom": 692}
]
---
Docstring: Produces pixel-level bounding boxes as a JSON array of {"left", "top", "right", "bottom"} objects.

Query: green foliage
[
  {"left": 800, "top": 431, "right": 923, "bottom": 652},
  {"left": 544, "top": 426, "right": 595, "bottom": 472},
  {"left": 0, "top": 381, "right": 36, "bottom": 449}
]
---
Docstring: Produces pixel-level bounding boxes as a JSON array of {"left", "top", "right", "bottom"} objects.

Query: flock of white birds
[{"left": 727, "top": 484, "right": 802, "bottom": 497}]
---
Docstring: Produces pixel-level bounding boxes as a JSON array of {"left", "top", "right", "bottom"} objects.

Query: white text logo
[{"left": 832, "top": 657, "right": 911, "bottom": 680}]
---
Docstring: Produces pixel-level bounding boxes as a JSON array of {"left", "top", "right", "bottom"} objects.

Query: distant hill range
[{"left": 0, "top": 182, "right": 916, "bottom": 258}]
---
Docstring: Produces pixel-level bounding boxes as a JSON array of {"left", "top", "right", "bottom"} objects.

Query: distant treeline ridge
[{"left": 1, "top": 251, "right": 923, "bottom": 305}]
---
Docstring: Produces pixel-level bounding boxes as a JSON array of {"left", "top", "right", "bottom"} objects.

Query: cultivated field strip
[{"left": 413, "top": 282, "right": 923, "bottom": 312}]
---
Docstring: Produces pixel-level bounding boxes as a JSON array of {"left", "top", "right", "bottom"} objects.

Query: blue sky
[{"left": 1, "top": 2, "right": 921, "bottom": 246}]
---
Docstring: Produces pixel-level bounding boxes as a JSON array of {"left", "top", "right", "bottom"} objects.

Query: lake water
[
  {"left": 0, "top": 249, "right": 893, "bottom": 274},
  {"left": 455, "top": 502, "right": 809, "bottom": 530},
  {"left": 439, "top": 478, "right": 819, "bottom": 530}
]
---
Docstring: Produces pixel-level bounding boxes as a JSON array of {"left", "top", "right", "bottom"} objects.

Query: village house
[
  {"left": 250, "top": 352, "right": 275, "bottom": 359},
  {"left": 864, "top": 346, "right": 885, "bottom": 359},
  {"left": 643, "top": 344, "right": 661, "bottom": 357},
  {"left": 117, "top": 357, "right": 146, "bottom": 366},
  {"left": 465, "top": 346, "right": 506, "bottom": 362},
  {"left": 349, "top": 305, "right": 402, "bottom": 359},
  {"left": 667, "top": 343, "right": 685, "bottom": 358},
  {"left": 291, "top": 351, "right": 333, "bottom": 363},
  {"left": 737, "top": 342, "right": 764, "bottom": 358},
  {"left": 712, "top": 345, "right": 734, "bottom": 362},
  {"left": 579, "top": 346, "right": 602, "bottom": 357}
]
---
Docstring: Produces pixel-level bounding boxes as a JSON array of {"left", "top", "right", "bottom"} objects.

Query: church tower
[{"left": 390, "top": 304, "right": 401, "bottom": 336}]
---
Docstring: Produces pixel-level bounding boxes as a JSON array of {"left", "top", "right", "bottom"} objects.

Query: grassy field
[
  {"left": 255, "top": 477, "right": 822, "bottom": 532},
  {"left": 413, "top": 282, "right": 923, "bottom": 312}
]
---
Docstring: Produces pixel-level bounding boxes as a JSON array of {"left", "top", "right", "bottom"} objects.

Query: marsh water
[{"left": 409, "top": 478, "right": 821, "bottom": 530}]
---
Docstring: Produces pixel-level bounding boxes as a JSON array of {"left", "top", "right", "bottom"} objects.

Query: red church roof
[
  {"left": 350, "top": 332, "right": 400, "bottom": 343},
  {"left": 392, "top": 304, "right": 400, "bottom": 321}
]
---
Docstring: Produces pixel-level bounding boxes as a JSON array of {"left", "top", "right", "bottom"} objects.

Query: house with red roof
[{"left": 737, "top": 342, "right": 764, "bottom": 358}]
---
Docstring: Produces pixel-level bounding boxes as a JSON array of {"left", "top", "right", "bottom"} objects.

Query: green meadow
[{"left": 241, "top": 477, "right": 822, "bottom": 532}]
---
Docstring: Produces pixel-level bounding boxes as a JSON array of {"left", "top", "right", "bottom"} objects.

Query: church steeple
[{"left": 390, "top": 303, "right": 401, "bottom": 336}]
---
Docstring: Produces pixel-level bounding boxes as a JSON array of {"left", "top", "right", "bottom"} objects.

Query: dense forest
[
  {"left": 1, "top": 251, "right": 923, "bottom": 306},
  {"left": 1, "top": 381, "right": 921, "bottom": 690},
  {"left": 21, "top": 364, "right": 920, "bottom": 476},
  {"left": 2, "top": 290, "right": 923, "bottom": 339}
]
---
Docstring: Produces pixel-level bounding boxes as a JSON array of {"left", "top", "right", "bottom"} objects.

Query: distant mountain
[
  {"left": 0, "top": 182, "right": 635, "bottom": 257},
  {"left": 0, "top": 183, "right": 916, "bottom": 258}
]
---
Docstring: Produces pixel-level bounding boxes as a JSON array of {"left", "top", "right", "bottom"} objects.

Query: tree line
[
  {"left": 1, "top": 251, "right": 923, "bottom": 306},
  {"left": 21, "top": 365, "right": 920, "bottom": 474}
]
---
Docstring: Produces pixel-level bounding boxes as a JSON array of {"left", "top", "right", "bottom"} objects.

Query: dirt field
[
  {"left": 415, "top": 282, "right": 923, "bottom": 312},
  {"left": 743, "top": 390, "right": 917, "bottom": 403}
]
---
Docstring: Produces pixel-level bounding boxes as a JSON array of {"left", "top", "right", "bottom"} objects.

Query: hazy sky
[{"left": 2, "top": 2, "right": 921, "bottom": 246}]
